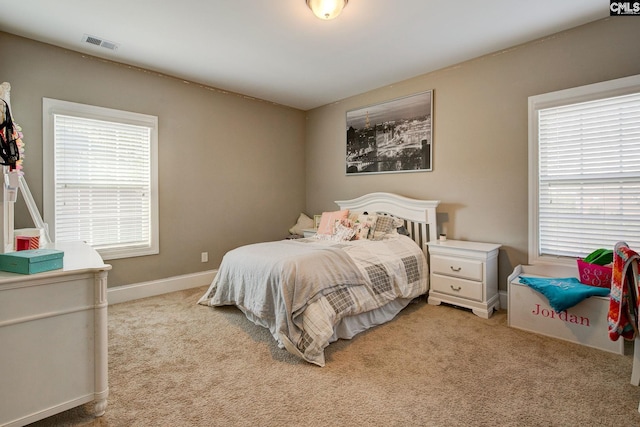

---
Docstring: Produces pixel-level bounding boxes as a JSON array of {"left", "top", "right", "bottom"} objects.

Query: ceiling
[{"left": 0, "top": 1, "right": 608, "bottom": 111}]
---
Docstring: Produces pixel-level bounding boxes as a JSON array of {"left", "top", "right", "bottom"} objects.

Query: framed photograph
[
  {"left": 314, "top": 215, "right": 322, "bottom": 229},
  {"left": 346, "top": 90, "right": 433, "bottom": 175}
]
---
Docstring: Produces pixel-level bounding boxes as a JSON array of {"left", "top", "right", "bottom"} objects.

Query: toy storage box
[{"left": 508, "top": 264, "right": 624, "bottom": 355}]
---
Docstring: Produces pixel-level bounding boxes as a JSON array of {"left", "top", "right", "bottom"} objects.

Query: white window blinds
[
  {"left": 43, "top": 98, "right": 158, "bottom": 260},
  {"left": 536, "top": 92, "right": 640, "bottom": 258}
]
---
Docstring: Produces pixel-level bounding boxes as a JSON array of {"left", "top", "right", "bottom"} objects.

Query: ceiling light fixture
[{"left": 306, "top": 0, "right": 348, "bottom": 20}]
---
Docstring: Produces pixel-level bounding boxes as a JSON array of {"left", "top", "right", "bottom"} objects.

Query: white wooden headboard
[{"left": 335, "top": 192, "right": 440, "bottom": 253}]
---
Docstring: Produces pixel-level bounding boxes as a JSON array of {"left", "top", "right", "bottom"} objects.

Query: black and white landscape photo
[{"left": 346, "top": 91, "right": 432, "bottom": 175}]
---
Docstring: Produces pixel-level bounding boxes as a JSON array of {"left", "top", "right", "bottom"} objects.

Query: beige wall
[
  {"left": 0, "top": 32, "right": 306, "bottom": 287},
  {"left": 304, "top": 18, "right": 640, "bottom": 290},
  {"left": 2, "top": 18, "right": 639, "bottom": 291}
]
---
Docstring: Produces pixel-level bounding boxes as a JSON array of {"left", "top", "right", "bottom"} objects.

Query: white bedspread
[{"left": 198, "top": 234, "right": 428, "bottom": 366}]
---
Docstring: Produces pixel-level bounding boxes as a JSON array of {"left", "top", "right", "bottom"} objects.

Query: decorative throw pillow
[
  {"left": 348, "top": 211, "right": 362, "bottom": 222},
  {"left": 288, "top": 213, "right": 314, "bottom": 235},
  {"left": 354, "top": 213, "right": 377, "bottom": 240},
  {"left": 353, "top": 222, "right": 371, "bottom": 240},
  {"left": 317, "top": 209, "right": 349, "bottom": 236},
  {"left": 371, "top": 215, "right": 395, "bottom": 240},
  {"left": 386, "top": 216, "right": 406, "bottom": 235},
  {"left": 392, "top": 216, "right": 404, "bottom": 228},
  {"left": 332, "top": 220, "right": 357, "bottom": 241}
]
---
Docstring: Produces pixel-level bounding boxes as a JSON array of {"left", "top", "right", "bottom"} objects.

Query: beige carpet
[{"left": 29, "top": 286, "right": 640, "bottom": 426}]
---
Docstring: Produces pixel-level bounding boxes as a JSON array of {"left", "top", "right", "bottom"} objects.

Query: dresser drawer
[
  {"left": 0, "top": 274, "right": 95, "bottom": 325},
  {"left": 431, "top": 274, "right": 483, "bottom": 301},
  {"left": 430, "top": 255, "right": 483, "bottom": 281}
]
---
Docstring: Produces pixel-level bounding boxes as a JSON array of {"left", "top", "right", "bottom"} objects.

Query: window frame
[
  {"left": 43, "top": 98, "right": 159, "bottom": 260},
  {"left": 528, "top": 74, "right": 640, "bottom": 266}
]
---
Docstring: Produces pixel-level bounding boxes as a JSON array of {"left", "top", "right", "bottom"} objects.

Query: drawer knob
[
  {"left": 450, "top": 266, "right": 462, "bottom": 272},
  {"left": 450, "top": 285, "right": 462, "bottom": 292}
]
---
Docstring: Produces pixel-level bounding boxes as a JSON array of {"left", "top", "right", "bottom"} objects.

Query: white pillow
[{"left": 288, "top": 213, "right": 314, "bottom": 235}]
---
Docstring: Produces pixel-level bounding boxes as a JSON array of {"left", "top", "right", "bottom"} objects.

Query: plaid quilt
[{"left": 198, "top": 234, "right": 428, "bottom": 366}]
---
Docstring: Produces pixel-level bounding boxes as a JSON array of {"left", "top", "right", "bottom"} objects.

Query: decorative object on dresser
[
  {"left": 427, "top": 239, "right": 501, "bottom": 318},
  {"left": 0, "top": 248, "right": 63, "bottom": 274}
]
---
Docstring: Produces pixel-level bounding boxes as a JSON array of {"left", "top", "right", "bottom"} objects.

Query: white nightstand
[{"left": 427, "top": 239, "right": 501, "bottom": 318}]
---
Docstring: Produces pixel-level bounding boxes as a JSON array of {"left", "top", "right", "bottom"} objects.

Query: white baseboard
[
  {"left": 499, "top": 290, "right": 508, "bottom": 311},
  {"left": 107, "top": 270, "right": 217, "bottom": 305}
]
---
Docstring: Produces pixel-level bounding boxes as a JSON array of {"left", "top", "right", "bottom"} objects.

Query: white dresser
[
  {"left": 0, "top": 241, "right": 111, "bottom": 427},
  {"left": 427, "top": 240, "right": 501, "bottom": 318}
]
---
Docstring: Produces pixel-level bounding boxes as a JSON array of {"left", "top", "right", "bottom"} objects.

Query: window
[
  {"left": 528, "top": 75, "right": 640, "bottom": 265},
  {"left": 43, "top": 98, "right": 158, "bottom": 260}
]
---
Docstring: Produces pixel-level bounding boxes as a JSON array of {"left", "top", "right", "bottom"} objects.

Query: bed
[{"left": 198, "top": 192, "right": 440, "bottom": 366}]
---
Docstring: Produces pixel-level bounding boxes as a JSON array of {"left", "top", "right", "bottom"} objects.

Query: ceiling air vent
[{"left": 82, "top": 34, "right": 119, "bottom": 51}]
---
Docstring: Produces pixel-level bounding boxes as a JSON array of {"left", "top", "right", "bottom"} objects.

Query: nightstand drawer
[
  {"left": 430, "top": 255, "right": 483, "bottom": 281},
  {"left": 431, "top": 274, "right": 483, "bottom": 301}
]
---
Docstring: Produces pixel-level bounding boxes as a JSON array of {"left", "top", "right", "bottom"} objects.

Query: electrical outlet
[{"left": 201, "top": 252, "right": 208, "bottom": 263}]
